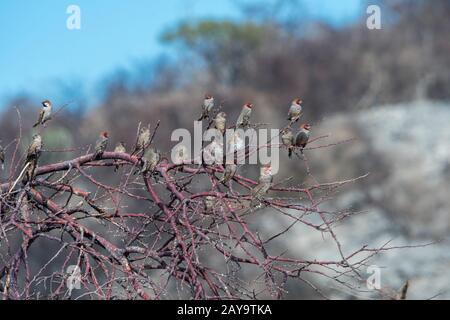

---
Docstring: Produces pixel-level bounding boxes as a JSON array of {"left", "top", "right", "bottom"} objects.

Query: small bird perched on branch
[
  {"left": 114, "top": 141, "right": 126, "bottom": 153},
  {"left": 287, "top": 98, "right": 303, "bottom": 123},
  {"left": 33, "top": 99, "right": 53, "bottom": 127},
  {"left": 198, "top": 94, "right": 215, "bottom": 121},
  {"left": 113, "top": 141, "right": 126, "bottom": 171},
  {"left": 214, "top": 111, "right": 227, "bottom": 134},
  {"left": 94, "top": 131, "right": 109, "bottom": 159},
  {"left": 0, "top": 141, "right": 5, "bottom": 170},
  {"left": 281, "top": 127, "right": 294, "bottom": 158},
  {"left": 141, "top": 148, "right": 160, "bottom": 175},
  {"left": 221, "top": 163, "right": 237, "bottom": 184},
  {"left": 236, "top": 103, "right": 253, "bottom": 128},
  {"left": 251, "top": 164, "right": 273, "bottom": 208},
  {"left": 132, "top": 125, "right": 150, "bottom": 156},
  {"left": 294, "top": 123, "right": 311, "bottom": 154},
  {"left": 26, "top": 134, "right": 42, "bottom": 163}
]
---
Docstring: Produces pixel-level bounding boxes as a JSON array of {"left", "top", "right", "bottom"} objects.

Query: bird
[
  {"left": 0, "top": 142, "right": 5, "bottom": 170},
  {"left": 251, "top": 164, "right": 273, "bottom": 207},
  {"left": 214, "top": 111, "right": 227, "bottom": 134},
  {"left": 221, "top": 163, "right": 237, "bottom": 184},
  {"left": 287, "top": 98, "right": 303, "bottom": 122},
  {"left": 94, "top": 131, "right": 109, "bottom": 159},
  {"left": 132, "top": 125, "right": 151, "bottom": 156},
  {"left": 236, "top": 103, "right": 253, "bottom": 128},
  {"left": 141, "top": 148, "right": 160, "bottom": 175},
  {"left": 113, "top": 142, "right": 126, "bottom": 171},
  {"left": 294, "top": 123, "right": 311, "bottom": 153},
  {"left": 26, "top": 134, "right": 42, "bottom": 163},
  {"left": 198, "top": 94, "right": 215, "bottom": 121},
  {"left": 281, "top": 127, "right": 294, "bottom": 158},
  {"left": 203, "top": 196, "right": 216, "bottom": 214},
  {"left": 33, "top": 99, "right": 53, "bottom": 127}
]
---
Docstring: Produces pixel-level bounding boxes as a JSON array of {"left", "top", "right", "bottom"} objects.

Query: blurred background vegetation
[{"left": 2, "top": 0, "right": 449, "bottom": 140}]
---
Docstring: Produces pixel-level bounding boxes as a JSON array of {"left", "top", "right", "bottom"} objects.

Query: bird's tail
[
  {"left": 198, "top": 112, "right": 208, "bottom": 121},
  {"left": 32, "top": 122, "right": 40, "bottom": 128},
  {"left": 288, "top": 148, "right": 293, "bottom": 158},
  {"left": 93, "top": 151, "right": 102, "bottom": 159}
]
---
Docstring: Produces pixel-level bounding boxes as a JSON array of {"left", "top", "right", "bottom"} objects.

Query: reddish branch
[{"left": 0, "top": 118, "right": 418, "bottom": 300}]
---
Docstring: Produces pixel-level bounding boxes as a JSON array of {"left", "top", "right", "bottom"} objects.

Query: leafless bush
[{"left": 0, "top": 104, "right": 410, "bottom": 300}]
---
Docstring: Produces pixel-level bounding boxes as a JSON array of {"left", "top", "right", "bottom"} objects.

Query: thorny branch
[{"left": 0, "top": 105, "right": 420, "bottom": 300}]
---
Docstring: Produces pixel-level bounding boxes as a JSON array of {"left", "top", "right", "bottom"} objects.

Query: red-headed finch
[
  {"left": 251, "top": 163, "right": 273, "bottom": 207},
  {"left": 198, "top": 94, "right": 215, "bottom": 121},
  {"left": 287, "top": 98, "right": 303, "bottom": 122},
  {"left": 236, "top": 102, "right": 253, "bottom": 128},
  {"left": 294, "top": 123, "right": 311, "bottom": 153},
  {"left": 94, "top": 131, "right": 109, "bottom": 159}
]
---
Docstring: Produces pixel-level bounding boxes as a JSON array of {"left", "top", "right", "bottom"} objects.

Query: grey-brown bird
[
  {"left": 114, "top": 141, "right": 126, "bottom": 153},
  {"left": 132, "top": 125, "right": 150, "bottom": 155},
  {"left": 113, "top": 141, "right": 126, "bottom": 171},
  {"left": 26, "top": 134, "right": 42, "bottom": 162},
  {"left": 141, "top": 148, "right": 160, "bottom": 175},
  {"left": 281, "top": 127, "right": 294, "bottom": 158},
  {"left": 294, "top": 123, "right": 311, "bottom": 153},
  {"left": 203, "top": 195, "right": 216, "bottom": 213},
  {"left": 0, "top": 141, "right": 5, "bottom": 170},
  {"left": 287, "top": 98, "right": 303, "bottom": 122},
  {"left": 221, "top": 163, "right": 237, "bottom": 184},
  {"left": 33, "top": 99, "right": 53, "bottom": 127},
  {"left": 94, "top": 131, "right": 109, "bottom": 159},
  {"left": 198, "top": 94, "right": 215, "bottom": 121},
  {"left": 236, "top": 103, "right": 253, "bottom": 128},
  {"left": 250, "top": 164, "right": 273, "bottom": 207},
  {"left": 214, "top": 111, "right": 227, "bottom": 134}
]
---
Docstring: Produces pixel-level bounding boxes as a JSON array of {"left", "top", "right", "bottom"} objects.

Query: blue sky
[{"left": 0, "top": 0, "right": 363, "bottom": 107}]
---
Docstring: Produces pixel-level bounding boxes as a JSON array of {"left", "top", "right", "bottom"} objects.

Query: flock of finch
[{"left": 0, "top": 95, "right": 311, "bottom": 207}]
